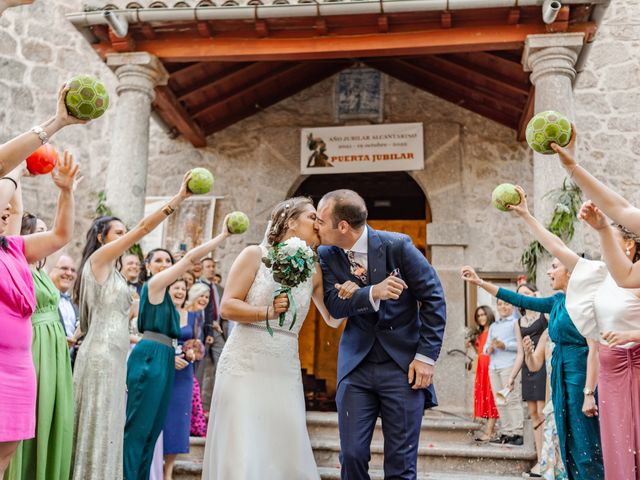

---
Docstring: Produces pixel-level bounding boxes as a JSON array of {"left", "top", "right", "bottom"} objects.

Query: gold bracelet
[{"left": 162, "top": 204, "right": 175, "bottom": 216}]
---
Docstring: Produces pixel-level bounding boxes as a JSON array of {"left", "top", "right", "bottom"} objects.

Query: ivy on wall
[{"left": 521, "top": 179, "right": 583, "bottom": 283}]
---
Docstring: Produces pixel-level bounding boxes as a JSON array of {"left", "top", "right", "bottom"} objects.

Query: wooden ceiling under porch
[{"left": 80, "top": 3, "right": 599, "bottom": 147}]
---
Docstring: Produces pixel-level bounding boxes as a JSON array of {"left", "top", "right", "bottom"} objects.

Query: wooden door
[{"left": 299, "top": 220, "right": 428, "bottom": 406}]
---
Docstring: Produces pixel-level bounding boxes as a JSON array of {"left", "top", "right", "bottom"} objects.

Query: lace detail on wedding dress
[{"left": 216, "top": 245, "right": 314, "bottom": 376}]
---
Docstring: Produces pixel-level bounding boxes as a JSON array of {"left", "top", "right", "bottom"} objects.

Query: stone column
[
  {"left": 105, "top": 52, "right": 169, "bottom": 226},
  {"left": 522, "top": 33, "right": 584, "bottom": 290}
]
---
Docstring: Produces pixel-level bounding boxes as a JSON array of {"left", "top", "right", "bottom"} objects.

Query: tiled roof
[{"left": 84, "top": 0, "right": 370, "bottom": 10}]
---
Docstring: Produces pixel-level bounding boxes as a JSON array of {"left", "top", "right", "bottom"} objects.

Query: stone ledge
[{"left": 427, "top": 222, "right": 468, "bottom": 247}]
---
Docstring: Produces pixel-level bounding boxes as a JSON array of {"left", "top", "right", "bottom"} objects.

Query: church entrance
[{"left": 291, "top": 171, "right": 430, "bottom": 411}]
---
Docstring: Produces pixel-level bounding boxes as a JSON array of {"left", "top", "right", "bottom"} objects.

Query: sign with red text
[{"left": 300, "top": 123, "right": 423, "bottom": 175}]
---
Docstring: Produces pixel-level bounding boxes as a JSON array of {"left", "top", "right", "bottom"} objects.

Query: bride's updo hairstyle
[{"left": 267, "top": 197, "right": 313, "bottom": 245}]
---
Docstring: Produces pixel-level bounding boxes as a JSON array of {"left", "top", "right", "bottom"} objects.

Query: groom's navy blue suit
[{"left": 319, "top": 226, "right": 446, "bottom": 480}]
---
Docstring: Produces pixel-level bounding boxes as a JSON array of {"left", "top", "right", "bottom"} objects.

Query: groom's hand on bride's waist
[
  {"left": 371, "top": 275, "right": 408, "bottom": 301},
  {"left": 408, "top": 358, "right": 434, "bottom": 390}
]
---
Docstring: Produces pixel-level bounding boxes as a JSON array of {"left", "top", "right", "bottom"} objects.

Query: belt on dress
[
  {"left": 242, "top": 322, "right": 297, "bottom": 338},
  {"left": 142, "top": 331, "right": 177, "bottom": 348}
]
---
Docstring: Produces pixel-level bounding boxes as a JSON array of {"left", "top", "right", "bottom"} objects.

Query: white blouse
[{"left": 566, "top": 258, "right": 640, "bottom": 348}]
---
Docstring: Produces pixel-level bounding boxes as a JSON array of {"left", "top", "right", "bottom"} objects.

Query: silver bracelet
[{"left": 31, "top": 126, "right": 49, "bottom": 145}]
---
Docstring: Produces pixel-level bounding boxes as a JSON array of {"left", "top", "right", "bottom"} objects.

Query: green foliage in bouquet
[
  {"left": 262, "top": 237, "right": 317, "bottom": 336},
  {"left": 521, "top": 179, "right": 582, "bottom": 283}
]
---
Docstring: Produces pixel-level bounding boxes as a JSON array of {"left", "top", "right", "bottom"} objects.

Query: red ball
[{"left": 26, "top": 145, "right": 59, "bottom": 175}]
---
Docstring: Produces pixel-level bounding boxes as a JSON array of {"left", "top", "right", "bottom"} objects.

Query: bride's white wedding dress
[{"left": 202, "top": 245, "right": 320, "bottom": 480}]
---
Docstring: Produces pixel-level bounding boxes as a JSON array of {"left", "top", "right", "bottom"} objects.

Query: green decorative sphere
[
  {"left": 492, "top": 183, "right": 521, "bottom": 212},
  {"left": 525, "top": 110, "right": 572, "bottom": 155},
  {"left": 226, "top": 211, "right": 250, "bottom": 234},
  {"left": 65, "top": 75, "right": 110, "bottom": 120},
  {"left": 187, "top": 168, "right": 214, "bottom": 194}
]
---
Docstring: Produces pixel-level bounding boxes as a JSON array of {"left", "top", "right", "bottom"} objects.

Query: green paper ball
[
  {"left": 226, "top": 211, "right": 250, "bottom": 234},
  {"left": 65, "top": 75, "right": 110, "bottom": 120},
  {"left": 187, "top": 168, "right": 214, "bottom": 194},
  {"left": 525, "top": 110, "right": 572, "bottom": 155},
  {"left": 492, "top": 183, "right": 521, "bottom": 212}
]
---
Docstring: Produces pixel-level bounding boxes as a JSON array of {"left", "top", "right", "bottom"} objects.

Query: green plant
[
  {"left": 95, "top": 190, "right": 112, "bottom": 217},
  {"left": 521, "top": 179, "right": 582, "bottom": 283}
]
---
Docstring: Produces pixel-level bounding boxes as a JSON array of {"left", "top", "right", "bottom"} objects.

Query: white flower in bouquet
[{"left": 261, "top": 236, "right": 317, "bottom": 336}]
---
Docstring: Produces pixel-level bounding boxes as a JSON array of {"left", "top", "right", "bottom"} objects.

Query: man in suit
[
  {"left": 198, "top": 256, "right": 226, "bottom": 412},
  {"left": 49, "top": 254, "right": 81, "bottom": 364},
  {"left": 316, "top": 189, "right": 447, "bottom": 480}
]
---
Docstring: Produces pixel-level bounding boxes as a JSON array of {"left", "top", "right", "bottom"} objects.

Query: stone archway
[{"left": 291, "top": 171, "right": 431, "bottom": 410}]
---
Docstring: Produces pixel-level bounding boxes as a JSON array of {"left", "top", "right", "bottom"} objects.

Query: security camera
[{"left": 103, "top": 10, "right": 129, "bottom": 38}]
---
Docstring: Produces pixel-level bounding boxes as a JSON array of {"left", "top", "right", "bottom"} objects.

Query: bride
[{"left": 202, "top": 197, "right": 355, "bottom": 479}]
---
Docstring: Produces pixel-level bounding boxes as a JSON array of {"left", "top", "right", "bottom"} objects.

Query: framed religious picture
[
  {"left": 140, "top": 196, "right": 218, "bottom": 255},
  {"left": 335, "top": 67, "right": 384, "bottom": 122}
]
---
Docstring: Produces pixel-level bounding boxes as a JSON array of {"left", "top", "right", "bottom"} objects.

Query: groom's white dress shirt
[{"left": 345, "top": 228, "right": 435, "bottom": 366}]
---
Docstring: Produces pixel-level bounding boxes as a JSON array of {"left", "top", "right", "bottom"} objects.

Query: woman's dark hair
[
  {"left": 474, "top": 305, "right": 495, "bottom": 332},
  {"left": 516, "top": 282, "right": 538, "bottom": 316},
  {"left": 142, "top": 248, "right": 175, "bottom": 281},
  {"left": 267, "top": 197, "right": 314, "bottom": 245},
  {"left": 169, "top": 277, "right": 188, "bottom": 309},
  {"left": 73, "top": 216, "right": 123, "bottom": 304},
  {"left": 613, "top": 223, "right": 640, "bottom": 263},
  {"left": 21, "top": 212, "right": 46, "bottom": 270}
]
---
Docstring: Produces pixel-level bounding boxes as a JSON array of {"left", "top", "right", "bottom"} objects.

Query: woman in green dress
[
  {"left": 124, "top": 217, "right": 234, "bottom": 480},
  {"left": 4, "top": 153, "right": 79, "bottom": 480}
]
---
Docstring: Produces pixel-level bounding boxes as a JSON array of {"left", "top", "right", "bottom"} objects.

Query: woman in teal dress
[
  {"left": 461, "top": 185, "right": 604, "bottom": 480},
  {"left": 123, "top": 220, "right": 233, "bottom": 480}
]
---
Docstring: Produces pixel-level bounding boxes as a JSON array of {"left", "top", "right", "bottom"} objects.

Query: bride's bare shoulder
[{"left": 233, "top": 245, "right": 263, "bottom": 266}]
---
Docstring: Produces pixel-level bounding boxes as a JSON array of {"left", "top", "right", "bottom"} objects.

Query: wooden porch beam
[
  {"left": 517, "top": 86, "right": 535, "bottom": 141},
  {"left": 176, "top": 62, "right": 257, "bottom": 103},
  {"left": 192, "top": 62, "right": 305, "bottom": 121},
  {"left": 205, "top": 62, "right": 350, "bottom": 135},
  {"left": 369, "top": 60, "right": 519, "bottom": 130},
  {"left": 93, "top": 23, "right": 595, "bottom": 62},
  {"left": 153, "top": 85, "right": 207, "bottom": 147}
]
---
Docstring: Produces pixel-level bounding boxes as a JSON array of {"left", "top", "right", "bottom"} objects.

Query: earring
[{"left": 626, "top": 246, "right": 631, "bottom": 257}]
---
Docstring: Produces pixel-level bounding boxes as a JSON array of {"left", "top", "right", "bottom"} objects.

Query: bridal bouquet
[{"left": 262, "top": 236, "right": 317, "bottom": 336}]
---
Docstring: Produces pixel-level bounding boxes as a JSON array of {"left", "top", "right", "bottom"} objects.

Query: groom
[{"left": 316, "top": 189, "right": 447, "bottom": 480}]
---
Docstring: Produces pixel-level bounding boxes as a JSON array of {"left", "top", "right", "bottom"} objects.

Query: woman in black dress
[{"left": 507, "top": 283, "right": 547, "bottom": 476}]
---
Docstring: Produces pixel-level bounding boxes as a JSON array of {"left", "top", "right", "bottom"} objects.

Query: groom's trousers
[{"left": 336, "top": 348, "right": 425, "bottom": 480}]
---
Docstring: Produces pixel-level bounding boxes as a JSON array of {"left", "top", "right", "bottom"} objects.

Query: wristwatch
[
  {"left": 31, "top": 126, "right": 48, "bottom": 144},
  {"left": 583, "top": 387, "right": 595, "bottom": 396}
]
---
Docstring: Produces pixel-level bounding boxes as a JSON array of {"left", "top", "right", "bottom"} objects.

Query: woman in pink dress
[{"left": 0, "top": 154, "right": 79, "bottom": 476}]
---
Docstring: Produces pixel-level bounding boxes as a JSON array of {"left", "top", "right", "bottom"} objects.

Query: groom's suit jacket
[{"left": 319, "top": 226, "right": 447, "bottom": 408}]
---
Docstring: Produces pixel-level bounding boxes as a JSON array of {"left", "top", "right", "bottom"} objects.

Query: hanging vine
[{"left": 521, "top": 179, "right": 583, "bottom": 283}]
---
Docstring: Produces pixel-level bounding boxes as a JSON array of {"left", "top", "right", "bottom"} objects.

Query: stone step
[
  {"left": 317, "top": 466, "right": 527, "bottom": 480},
  {"left": 311, "top": 438, "right": 536, "bottom": 476},
  {"left": 173, "top": 461, "right": 529, "bottom": 480},
  {"left": 306, "top": 411, "right": 482, "bottom": 444},
  {"left": 177, "top": 436, "right": 205, "bottom": 463}
]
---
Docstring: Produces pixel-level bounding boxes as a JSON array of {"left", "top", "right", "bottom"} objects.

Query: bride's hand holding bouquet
[{"left": 262, "top": 236, "right": 317, "bottom": 336}]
